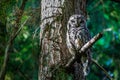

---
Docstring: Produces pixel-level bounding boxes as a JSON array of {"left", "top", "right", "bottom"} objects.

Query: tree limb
[
  {"left": 0, "top": 18, "right": 29, "bottom": 80},
  {"left": 92, "top": 59, "right": 114, "bottom": 80},
  {"left": 0, "top": 24, "right": 23, "bottom": 80},
  {"left": 0, "top": 1, "right": 28, "bottom": 79},
  {"left": 66, "top": 32, "right": 103, "bottom": 67},
  {"left": 79, "top": 32, "right": 103, "bottom": 53},
  {"left": 66, "top": 32, "right": 113, "bottom": 80}
]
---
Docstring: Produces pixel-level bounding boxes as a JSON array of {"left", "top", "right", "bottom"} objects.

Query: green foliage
[
  {"left": 0, "top": 0, "right": 40, "bottom": 80},
  {"left": 53, "top": 68, "right": 73, "bottom": 80},
  {"left": 0, "top": 0, "right": 120, "bottom": 80},
  {"left": 87, "top": 0, "right": 120, "bottom": 80}
]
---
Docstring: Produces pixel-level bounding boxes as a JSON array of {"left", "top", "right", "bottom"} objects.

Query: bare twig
[
  {"left": 0, "top": 1, "right": 28, "bottom": 79},
  {"left": 0, "top": 17, "right": 29, "bottom": 80},
  {"left": 0, "top": 26, "right": 23, "bottom": 80},
  {"left": 66, "top": 32, "right": 113, "bottom": 80},
  {"left": 92, "top": 59, "right": 114, "bottom": 80}
]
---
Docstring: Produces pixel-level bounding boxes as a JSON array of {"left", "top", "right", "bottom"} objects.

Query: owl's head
[{"left": 67, "top": 14, "right": 86, "bottom": 30}]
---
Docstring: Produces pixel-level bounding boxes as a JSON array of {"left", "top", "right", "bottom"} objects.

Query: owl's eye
[{"left": 71, "top": 20, "right": 75, "bottom": 23}]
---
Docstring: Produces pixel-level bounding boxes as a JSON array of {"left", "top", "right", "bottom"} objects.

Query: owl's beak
[{"left": 76, "top": 23, "right": 80, "bottom": 27}]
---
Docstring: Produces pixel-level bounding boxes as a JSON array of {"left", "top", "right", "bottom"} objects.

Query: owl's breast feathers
[{"left": 68, "top": 27, "right": 91, "bottom": 51}]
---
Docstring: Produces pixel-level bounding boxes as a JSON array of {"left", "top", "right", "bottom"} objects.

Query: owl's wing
[
  {"left": 76, "top": 28, "right": 92, "bottom": 71},
  {"left": 75, "top": 29, "right": 91, "bottom": 51},
  {"left": 76, "top": 28, "right": 92, "bottom": 62}
]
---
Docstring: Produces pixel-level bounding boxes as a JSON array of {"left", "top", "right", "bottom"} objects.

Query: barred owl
[{"left": 66, "top": 14, "right": 91, "bottom": 76}]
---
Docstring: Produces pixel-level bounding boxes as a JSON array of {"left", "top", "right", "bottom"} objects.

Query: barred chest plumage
[
  {"left": 68, "top": 27, "right": 87, "bottom": 51},
  {"left": 66, "top": 14, "right": 92, "bottom": 76}
]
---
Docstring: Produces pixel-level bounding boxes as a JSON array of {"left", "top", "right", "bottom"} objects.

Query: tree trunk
[{"left": 39, "top": 0, "right": 86, "bottom": 80}]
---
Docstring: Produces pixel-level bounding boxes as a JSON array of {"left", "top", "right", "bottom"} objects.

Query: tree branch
[
  {"left": 0, "top": 18, "right": 29, "bottom": 80},
  {"left": 79, "top": 32, "right": 103, "bottom": 53},
  {"left": 0, "top": 24, "right": 23, "bottom": 80},
  {"left": 0, "top": 1, "right": 28, "bottom": 79},
  {"left": 92, "top": 59, "right": 114, "bottom": 80},
  {"left": 66, "top": 32, "right": 103, "bottom": 67},
  {"left": 66, "top": 32, "right": 113, "bottom": 80}
]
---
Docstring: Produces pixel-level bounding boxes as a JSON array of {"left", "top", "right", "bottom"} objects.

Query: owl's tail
[{"left": 73, "top": 61, "right": 86, "bottom": 80}]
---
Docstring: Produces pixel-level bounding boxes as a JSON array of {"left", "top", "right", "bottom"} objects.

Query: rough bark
[{"left": 39, "top": 0, "right": 86, "bottom": 80}]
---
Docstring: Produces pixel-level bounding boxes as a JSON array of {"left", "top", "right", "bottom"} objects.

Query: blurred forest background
[{"left": 0, "top": 0, "right": 120, "bottom": 80}]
